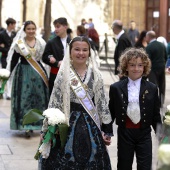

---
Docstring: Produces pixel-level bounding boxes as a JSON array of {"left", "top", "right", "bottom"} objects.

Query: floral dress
[
  {"left": 41, "top": 67, "right": 113, "bottom": 170},
  {"left": 10, "top": 38, "right": 49, "bottom": 130}
]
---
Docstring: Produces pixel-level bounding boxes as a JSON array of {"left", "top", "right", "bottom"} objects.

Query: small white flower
[
  {"left": 158, "top": 144, "right": 170, "bottom": 165},
  {"left": 0, "top": 69, "right": 10, "bottom": 78},
  {"left": 164, "top": 115, "right": 170, "bottom": 126},
  {"left": 167, "top": 105, "right": 170, "bottom": 112},
  {"left": 39, "top": 142, "right": 51, "bottom": 159},
  {"left": 43, "top": 108, "right": 66, "bottom": 126}
]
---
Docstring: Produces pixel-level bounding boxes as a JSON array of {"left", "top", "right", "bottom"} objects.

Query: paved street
[{"left": 1, "top": 50, "right": 170, "bottom": 170}]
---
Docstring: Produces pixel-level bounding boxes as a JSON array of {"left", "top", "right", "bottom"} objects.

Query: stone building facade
[
  {"left": 1, "top": 0, "right": 146, "bottom": 36},
  {"left": 113, "top": 0, "right": 146, "bottom": 33},
  {"left": 1, "top": 0, "right": 170, "bottom": 41}
]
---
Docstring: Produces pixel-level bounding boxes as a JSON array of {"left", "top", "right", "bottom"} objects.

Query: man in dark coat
[
  {"left": 42, "top": 17, "right": 71, "bottom": 95},
  {"left": 146, "top": 31, "right": 167, "bottom": 107},
  {"left": 0, "top": 18, "right": 16, "bottom": 68},
  {"left": 127, "top": 21, "right": 140, "bottom": 46},
  {"left": 112, "top": 20, "right": 132, "bottom": 75}
]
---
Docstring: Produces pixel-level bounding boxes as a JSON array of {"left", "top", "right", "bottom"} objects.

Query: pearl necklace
[{"left": 73, "top": 66, "right": 87, "bottom": 82}]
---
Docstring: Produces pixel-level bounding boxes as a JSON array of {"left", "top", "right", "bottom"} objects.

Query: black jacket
[
  {"left": 0, "top": 30, "right": 16, "bottom": 56},
  {"left": 146, "top": 40, "right": 167, "bottom": 71},
  {"left": 114, "top": 33, "right": 132, "bottom": 74},
  {"left": 109, "top": 78, "right": 162, "bottom": 133},
  {"left": 42, "top": 36, "right": 71, "bottom": 68}
]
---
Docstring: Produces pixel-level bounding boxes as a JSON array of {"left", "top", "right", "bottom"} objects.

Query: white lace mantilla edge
[{"left": 44, "top": 47, "right": 112, "bottom": 130}]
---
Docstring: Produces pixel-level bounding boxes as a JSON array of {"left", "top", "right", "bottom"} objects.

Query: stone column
[{"left": 159, "top": 0, "right": 168, "bottom": 38}]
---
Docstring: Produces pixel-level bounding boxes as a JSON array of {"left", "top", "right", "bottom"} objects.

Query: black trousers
[
  {"left": 49, "top": 73, "right": 57, "bottom": 96},
  {"left": 148, "top": 69, "right": 165, "bottom": 107},
  {"left": 117, "top": 127, "right": 152, "bottom": 170},
  {"left": 114, "top": 59, "right": 119, "bottom": 75},
  {"left": 1, "top": 56, "right": 7, "bottom": 68}
]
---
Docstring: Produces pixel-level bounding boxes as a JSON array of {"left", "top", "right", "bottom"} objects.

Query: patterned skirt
[
  {"left": 41, "top": 102, "right": 111, "bottom": 170},
  {"left": 10, "top": 62, "right": 49, "bottom": 130}
]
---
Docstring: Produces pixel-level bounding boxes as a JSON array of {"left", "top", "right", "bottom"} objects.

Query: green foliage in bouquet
[
  {"left": 0, "top": 69, "right": 10, "bottom": 95},
  {"left": 22, "top": 108, "right": 69, "bottom": 160},
  {"left": 0, "top": 79, "right": 8, "bottom": 95},
  {"left": 43, "top": 123, "right": 69, "bottom": 149},
  {"left": 161, "top": 109, "right": 170, "bottom": 144},
  {"left": 22, "top": 109, "right": 44, "bottom": 126},
  {"left": 157, "top": 105, "right": 170, "bottom": 169},
  {"left": 157, "top": 165, "right": 170, "bottom": 170}
]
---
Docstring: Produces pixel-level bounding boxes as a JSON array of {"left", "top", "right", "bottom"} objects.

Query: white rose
[
  {"left": 164, "top": 115, "right": 170, "bottom": 126},
  {"left": 39, "top": 142, "right": 51, "bottom": 159},
  {"left": 167, "top": 105, "right": 170, "bottom": 112},
  {"left": 43, "top": 108, "right": 66, "bottom": 126},
  {"left": 0, "top": 69, "right": 10, "bottom": 78},
  {"left": 158, "top": 144, "right": 170, "bottom": 165}
]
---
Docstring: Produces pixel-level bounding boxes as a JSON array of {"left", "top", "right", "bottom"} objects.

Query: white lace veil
[
  {"left": 6, "top": 25, "right": 25, "bottom": 71},
  {"left": 5, "top": 22, "right": 48, "bottom": 100},
  {"left": 6, "top": 23, "right": 46, "bottom": 71},
  {"left": 48, "top": 36, "right": 112, "bottom": 126}
]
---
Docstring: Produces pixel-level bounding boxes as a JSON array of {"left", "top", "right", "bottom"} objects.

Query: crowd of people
[{"left": 0, "top": 16, "right": 169, "bottom": 169}]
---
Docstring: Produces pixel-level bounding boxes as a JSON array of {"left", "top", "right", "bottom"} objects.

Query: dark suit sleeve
[
  {"left": 118, "top": 39, "right": 130, "bottom": 56},
  {"left": 109, "top": 85, "right": 116, "bottom": 122},
  {"left": 0, "top": 34, "right": 9, "bottom": 53},
  {"left": 164, "top": 46, "right": 167, "bottom": 63},
  {"left": 10, "top": 50, "right": 20, "bottom": 72},
  {"left": 115, "top": 37, "right": 132, "bottom": 63},
  {"left": 145, "top": 46, "right": 152, "bottom": 60},
  {"left": 42, "top": 41, "right": 58, "bottom": 67},
  {"left": 152, "top": 87, "right": 162, "bottom": 133},
  {"left": 101, "top": 122, "right": 113, "bottom": 136}
]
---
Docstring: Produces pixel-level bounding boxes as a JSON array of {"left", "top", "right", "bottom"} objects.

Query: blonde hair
[{"left": 119, "top": 48, "right": 151, "bottom": 77}]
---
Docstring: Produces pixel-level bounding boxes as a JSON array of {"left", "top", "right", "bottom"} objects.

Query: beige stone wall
[
  {"left": 1, "top": 0, "right": 146, "bottom": 35},
  {"left": 113, "top": 0, "right": 146, "bottom": 33},
  {"left": 26, "top": 0, "right": 45, "bottom": 28}
]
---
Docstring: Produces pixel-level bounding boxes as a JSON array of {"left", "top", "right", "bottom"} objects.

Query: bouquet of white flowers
[
  {"left": 0, "top": 69, "right": 10, "bottom": 95},
  {"left": 0, "top": 68, "right": 10, "bottom": 79},
  {"left": 38, "top": 108, "right": 68, "bottom": 159},
  {"left": 22, "top": 108, "right": 68, "bottom": 160},
  {"left": 157, "top": 105, "right": 170, "bottom": 170}
]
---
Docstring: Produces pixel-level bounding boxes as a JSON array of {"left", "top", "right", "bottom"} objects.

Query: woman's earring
[
  {"left": 70, "top": 58, "right": 73, "bottom": 64},
  {"left": 86, "top": 57, "right": 90, "bottom": 66}
]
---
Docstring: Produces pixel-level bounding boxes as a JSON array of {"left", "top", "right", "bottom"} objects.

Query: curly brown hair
[{"left": 119, "top": 47, "right": 151, "bottom": 77}]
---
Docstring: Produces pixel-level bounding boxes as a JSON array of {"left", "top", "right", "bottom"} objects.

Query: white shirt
[
  {"left": 6, "top": 30, "right": 12, "bottom": 37},
  {"left": 149, "top": 38, "right": 156, "bottom": 44},
  {"left": 61, "top": 36, "right": 67, "bottom": 56},
  {"left": 116, "top": 30, "right": 125, "bottom": 40},
  {"left": 127, "top": 77, "right": 142, "bottom": 103}
]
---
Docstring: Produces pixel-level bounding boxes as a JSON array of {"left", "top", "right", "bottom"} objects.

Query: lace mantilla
[
  {"left": 47, "top": 47, "right": 112, "bottom": 128},
  {"left": 14, "top": 37, "right": 46, "bottom": 61}
]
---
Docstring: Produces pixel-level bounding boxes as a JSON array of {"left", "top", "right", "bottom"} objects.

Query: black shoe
[
  {"left": 25, "top": 130, "right": 31, "bottom": 138},
  {"left": 6, "top": 97, "right": 11, "bottom": 100}
]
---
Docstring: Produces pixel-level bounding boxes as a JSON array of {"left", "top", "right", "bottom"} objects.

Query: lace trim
[
  {"left": 48, "top": 47, "right": 112, "bottom": 127},
  {"left": 15, "top": 38, "right": 45, "bottom": 61}
]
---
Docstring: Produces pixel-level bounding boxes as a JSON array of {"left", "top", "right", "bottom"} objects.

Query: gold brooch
[
  {"left": 71, "top": 78, "right": 78, "bottom": 86},
  {"left": 143, "top": 90, "right": 149, "bottom": 99},
  {"left": 145, "top": 90, "right": 149, "bottom": 94}
]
